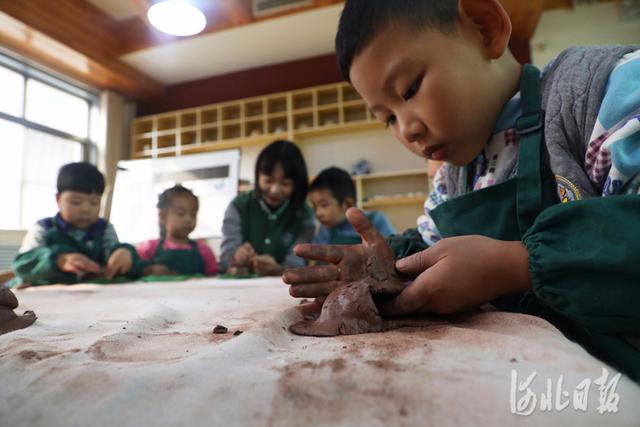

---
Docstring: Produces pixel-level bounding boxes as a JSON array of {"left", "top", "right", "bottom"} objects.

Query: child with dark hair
[
  {"left": 309, "top": 167, "right": 395, "bottom": 244},
  {"left": 284, "top": 0, "right": 640, "bottom": 380},
  {"left": 12, "top": 162, "right": 143, "bottom": 286},
  {"left": 221, "top": 140, "right": 315, "bottom": 276},
  {"left": 136, "top": 185, "right": 218, "bottom": 276}
]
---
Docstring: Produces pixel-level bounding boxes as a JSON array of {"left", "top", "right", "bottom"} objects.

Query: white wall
[{"left": 531, "top": 2, "right": 640, "bottom": 68}]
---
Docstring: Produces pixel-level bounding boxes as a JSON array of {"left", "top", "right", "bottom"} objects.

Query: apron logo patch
[{"left": 555, "top": 175, "right": 582, "bottom": 203}]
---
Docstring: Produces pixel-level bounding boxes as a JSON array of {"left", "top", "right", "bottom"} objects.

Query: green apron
[
  {"left": 430, "top": 64, "right": 558, "bottom": 242},
  {"left": 429, "top": 65, "right": 640, "bottom": 380},
  {"left": 151, "top": 237, "right": 205, "bottom": 275},
  {"left": 430, "top": 64, "right": 558, "bottom": 309}
]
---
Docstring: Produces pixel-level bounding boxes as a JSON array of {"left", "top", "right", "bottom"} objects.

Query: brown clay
[{"left": 0, "top": 286, "right": 37, "bottom": 336}]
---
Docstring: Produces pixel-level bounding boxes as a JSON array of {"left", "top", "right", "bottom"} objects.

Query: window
[{"left": 0, "top": 53, "right": 97, "bottom": 230}]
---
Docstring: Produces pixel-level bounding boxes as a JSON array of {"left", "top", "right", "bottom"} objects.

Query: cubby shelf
[{"left": 130, "top": 82, "right": 382, "bottom": 159}]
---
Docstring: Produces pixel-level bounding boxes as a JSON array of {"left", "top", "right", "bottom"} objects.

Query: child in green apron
[
  {"left": 309, "top": 167, "right": 395, "bottom": 245},
  {"left": 136, "top": 185, "right": 218, "bottom": 276},
  {"left": 12, "top": 162, "right": 143, "bottom": 286},
  {"left": 220, "top": 140, "right": 315, "bottom": 276},
  {"left": 283, "top": 0, "right": 640, "bottom": 381}
]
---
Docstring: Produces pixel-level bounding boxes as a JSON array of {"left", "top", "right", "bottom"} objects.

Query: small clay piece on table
[
  {"left": 213, "top": 324, "right": 228, "bottom": 334},
  {"left": 0, "top": 285, "right": 37, "bottom": 336},
  {"left": 233, "top": 330, "right": 243, "bottom": 336}
]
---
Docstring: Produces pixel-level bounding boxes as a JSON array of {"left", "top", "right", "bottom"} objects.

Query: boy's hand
[
  {"left": 233, "top": 242, "right": 256, "bottom": 267},
  {"left": 252, "top": 254, "right": 282, "bottom": 276},
  {"left": 143, "top": 264, "right": 175, "bottom": 276},
  {"left": 383, "top": 236, "right": 531, "bottom": 316},
  {"left": 104, "top": 248, "right": 133, "bottom": 279},
  {"left": 283, "top": 208, "right": 400, "bottom": 298},
  {"left": 57, "top": 252, "right": 101, "bottom": 277}
]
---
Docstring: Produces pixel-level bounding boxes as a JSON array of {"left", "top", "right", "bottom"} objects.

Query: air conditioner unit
[{"left": 252, "top": 0, "right": 313, "bottom": 17}]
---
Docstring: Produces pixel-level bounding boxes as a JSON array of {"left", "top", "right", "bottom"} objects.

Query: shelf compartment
[
  {"left": 317, "top": 87, "right": 338, "bottom": 106},
  {"left": 341, "top": 85, "right": 361, "bottom": 102},
  {"left": 344, "top": 104, "right": 368, "bottom": 123},
  {"left": 292, "top": 92, "right": 313, "bottom": 110},
  {"left": 157, "top": 116, "right": 177, "bottom": 131},
  {"left": 318, "top": 108, "right": 340, "bottom": 127},
  {"left": 134, "top": 119, "right": 153, "bottom": 135},
  {"left": 221, "top": 104, "right": 242, "bottom": 121},
  {"left": 157, "top": 134, "right": 176, "bottom": 149},
  {"left": 180, "top": 112, "right": 197, "bottom": 127},
  {"left": 201, "top": 127, "right": 218, "bottom": 143},
  {"left": 244, "top": 100, "right": 264, "bottom": 118},
  {"left": 201, "top": 107, "right": 218, "bottom": 125},
  {"left": 361, "top": 194, "right": 427, "bottom": 208},
  {"left": 267, "top": 117, "right": 288, "bottom": 133},
  {"left": 222, "top": 123, "right": 242, "bottom": 140},
  {"left": 133, "top": 136, "right": 153, "bottom": 153},
  {"left": 245, "top": 119, "right": 265, "bottom": 137},
  {"left": 180, "top": 130, "right": 197, "bottom": 146},
  {"left": 293, "top": 112, "right": 314, "bottom": 130},
  {"left": 267, "top": 96, "right": 288, "bottom": 114}
]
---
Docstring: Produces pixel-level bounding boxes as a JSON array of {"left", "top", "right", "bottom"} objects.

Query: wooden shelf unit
[
  {"left": 130, "top": 82, "right": 380, "bottom": 159},
  {"left": 353, "top": 169, "right": 431, "bottom": 231}
]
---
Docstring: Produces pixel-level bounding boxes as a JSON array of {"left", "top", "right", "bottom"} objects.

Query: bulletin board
[{"left": 110, "top": 150, "right": 240, "bottom": 243}]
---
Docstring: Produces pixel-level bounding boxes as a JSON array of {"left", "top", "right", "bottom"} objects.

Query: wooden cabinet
[{"left": 131, "top": 82, "right": 380, "bottom": 159}]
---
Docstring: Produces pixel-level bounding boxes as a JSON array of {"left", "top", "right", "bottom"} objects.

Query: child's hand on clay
[
  {"left": 283, "top": 208, "right": 402, "bottom": 298},
  {"left": 382, "top": 235, "right": 531, "bottom": 315},
  {"left": 252, "top": 254, "right": 281, "bottom": 276},
  {"left": 104, "top": 248, "right": 133, "bottom": 279},
  {"left": 57, "top": 252, "right": 101, "bottom": 278},
  {"left": 233, "top": 242, "right": 256, "bottom": 267},
  {"left": 143, "top": 264, "right": 175, "bottom": 276}
]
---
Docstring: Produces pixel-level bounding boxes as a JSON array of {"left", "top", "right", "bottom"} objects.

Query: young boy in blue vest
[
  {"left": 283, "top": 0, "right": 640, "bottom": 381},
  {"left": 12, "top": 162, "right": 143, "bottom": 286},
  {"left": 309, "top": 167, "right": 395, "bottom": 245}
]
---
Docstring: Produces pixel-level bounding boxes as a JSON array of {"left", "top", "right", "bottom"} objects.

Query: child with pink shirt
[{"left": 137, "top": 185, "right": 218, "bottom": 276}]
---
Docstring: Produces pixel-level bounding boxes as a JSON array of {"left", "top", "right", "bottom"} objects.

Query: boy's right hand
[
  {"left": 57, "top": 252, "right": 101, "bottom": 277},
  {"left": 283, "top": 208, "right": 401, "bottom": 298}
]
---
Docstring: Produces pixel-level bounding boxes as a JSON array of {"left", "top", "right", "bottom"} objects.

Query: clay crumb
[
  {"left": 299, "top": 299, "right": 310, "bottom": 304},
  {"left": 213, "top": 325, "right": 228, "bottom": 334},
  {"left": 137, "top": 335, "right": 142, "bottom": 339},
  {"left": 233, "top": 330, "right": 243, "bottom": 336},
  {"left": 510, "top": 357, "right": 518, "bottom": 363}
]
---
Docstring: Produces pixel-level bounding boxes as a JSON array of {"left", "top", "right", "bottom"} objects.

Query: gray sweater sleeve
[{"left": 220, "top": 202, "right": 243, "bottom": 272}]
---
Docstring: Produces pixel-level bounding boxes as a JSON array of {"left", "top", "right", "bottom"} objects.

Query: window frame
[
  {"left": 0, "top": 51, "right": 100, "bottom": 230},
  {"left": 0, "top": 52, "right": 99, "bottom": 161}
]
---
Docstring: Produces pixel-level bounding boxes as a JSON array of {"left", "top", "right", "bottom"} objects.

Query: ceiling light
[{"left": 147, "top": 0, "right": 207, "bottom": 37}]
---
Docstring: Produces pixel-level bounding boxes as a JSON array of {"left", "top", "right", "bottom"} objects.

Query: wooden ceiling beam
[{"left": 0, "top": 0, "right": 164, "bottom": 100}]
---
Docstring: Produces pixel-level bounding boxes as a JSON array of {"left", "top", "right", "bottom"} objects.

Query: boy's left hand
[
  {"left": 105, "top": 248, "right": 133, "bottom": 280},
  {"left": 382, "top": 236, "right": 531, "bottom": 316}
]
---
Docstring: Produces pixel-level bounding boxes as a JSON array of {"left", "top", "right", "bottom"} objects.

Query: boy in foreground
[{"left": 284, "top": 0, "right": 640, "bottom": 381}]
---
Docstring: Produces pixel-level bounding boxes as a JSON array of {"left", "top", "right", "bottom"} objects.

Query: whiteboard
[{"left": 110, "top": 150, "right": 240, "bottom": 243}]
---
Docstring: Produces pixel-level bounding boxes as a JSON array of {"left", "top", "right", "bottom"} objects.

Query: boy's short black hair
[
  {"left": 335, "top": 0, "right": 459, "bottom": 81},
  {"left": 57, "top": 162, "right": 105, "bottom": 194},
  {"left": 309, "top": 167, "right": 356, "bottom": 204},
  {"left": 255, "top": 140, "right": 309, "bottom": 209}
]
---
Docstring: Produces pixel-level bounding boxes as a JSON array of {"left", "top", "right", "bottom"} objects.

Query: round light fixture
[{"left": 147, "top": 0, "right": 207, "bottom": 37}]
